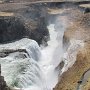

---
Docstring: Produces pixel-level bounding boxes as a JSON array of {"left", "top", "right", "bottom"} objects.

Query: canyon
[{"left": 0, "top": 0, "right": 90, "bottom": 90}]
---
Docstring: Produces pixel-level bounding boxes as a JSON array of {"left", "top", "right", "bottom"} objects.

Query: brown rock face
[
  {"left": 0, "top": 11, "right": 49, "bottom": 45},
  {"left": 0, "top": 16, "right": 26, "bottom": 43},
  {"left": 54, "top": 11, "right": 90, "bottom": 90},
  {"left": 54, "top": 41, "right": 90, "bottom": 90}
]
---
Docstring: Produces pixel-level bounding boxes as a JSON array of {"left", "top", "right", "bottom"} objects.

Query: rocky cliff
[
  {"left": 54, "top": 10, "right": 90, "bottom": 90},
  {"left": 0, "top": 1, "right": 90, "bottom": 90},
  {"left": 0, "top": 9, "right": 49, "bottom": 46}
]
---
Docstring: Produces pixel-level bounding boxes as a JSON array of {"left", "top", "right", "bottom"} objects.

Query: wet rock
[
  {"left": 19, "top": 4, "right": 50, "bottom": 45},
  {"left": 84, "top": 8, "right": 90, "bottom": 13},
  {"left": 0, "top": 65, "right": 10, "bottom": 90},
  {"left": 0, "top": 14, "right": 49, "bottom": 46},
  {"left": 0, "top": 3, "right": 50, "bottom": 45},
  {"left": 0, "top": 16, "right": 26, "bottom": 43},
  {"left": 55, "top": 61, "right": 64, "bottom": 71}
]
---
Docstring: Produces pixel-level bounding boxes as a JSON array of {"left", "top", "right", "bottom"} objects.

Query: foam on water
[
  {"left": 38, "top": 23, "right": 66, "bottom": 90},
  {"left": 0, "top": 38, "right": 45, "bottom": 90}
]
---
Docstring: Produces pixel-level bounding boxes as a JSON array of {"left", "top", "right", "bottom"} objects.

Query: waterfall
[
  {"left": 0, "top": 16, "right": 85, "bottom": 90},
  {"left": 38, "top": 23, "right": 66, "bottom": 90},
  {"left": 0, "top": 21, "right": 66, "bottom": 90},
  {"left": 0, "top": 14, "right": 68, "bottom": 90},
  {"left": 0, "top": 38, "right": 45, "bottom": 90}
]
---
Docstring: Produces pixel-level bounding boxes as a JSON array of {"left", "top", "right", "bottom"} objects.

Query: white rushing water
[
  {"left": 0, "top": 17, "right": 85, "bottom": 90},
  {"left": 39, "top": 24, "right": 65, "bottom": 90},
  {"left": 0, "top": 38, "right": 45, "bottom": 90},
  {"left": 0, "top": 21, "right": 66, "bottom": 90}
]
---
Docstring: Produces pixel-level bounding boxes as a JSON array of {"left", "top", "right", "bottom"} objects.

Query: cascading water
[
  {"left": 0, "top": 20, "right": 66, "bottom": 90},
  {"left": 0, "top": 38, "right": 45, "bottom": 90},
  {"left": 0, "top": 13, "right": 68, "bottom": 90},
  {"left": 0, "top": 15, "right": 85, "bottom": 90},
  {"left": 39, "top": 23, "right": 66, "bottom": 90}
]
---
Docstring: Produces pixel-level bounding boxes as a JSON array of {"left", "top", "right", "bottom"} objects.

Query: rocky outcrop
[
  {"left": 19, "top": 3, "right": 50, "bottom": 45},
  {"left": 0, "top": 16, "right": 26, "bottom": 43},
  {"left": 0, "top": 10, "right": 49, "bottom": 45},
  {"left": 54, "top": 41, "right": 90, "bottom": 90}
]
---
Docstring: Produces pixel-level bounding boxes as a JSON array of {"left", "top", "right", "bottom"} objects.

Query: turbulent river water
[
  {"left": 0, "top": 23, "right": 65, "bottom": 90},
  {"left": 39, "top": 24, "right": 65, "bottom": 90},
  {"left": 0, "top": 20, "right": 84, "bottom": 90}
]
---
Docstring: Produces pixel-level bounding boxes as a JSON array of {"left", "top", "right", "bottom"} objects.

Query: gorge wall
[
  {"left": 0, "top": 12, "right": 49, "bottom": 45},
  {"left": 54, "top": 8, "right": 90, "bottom": 90}
]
